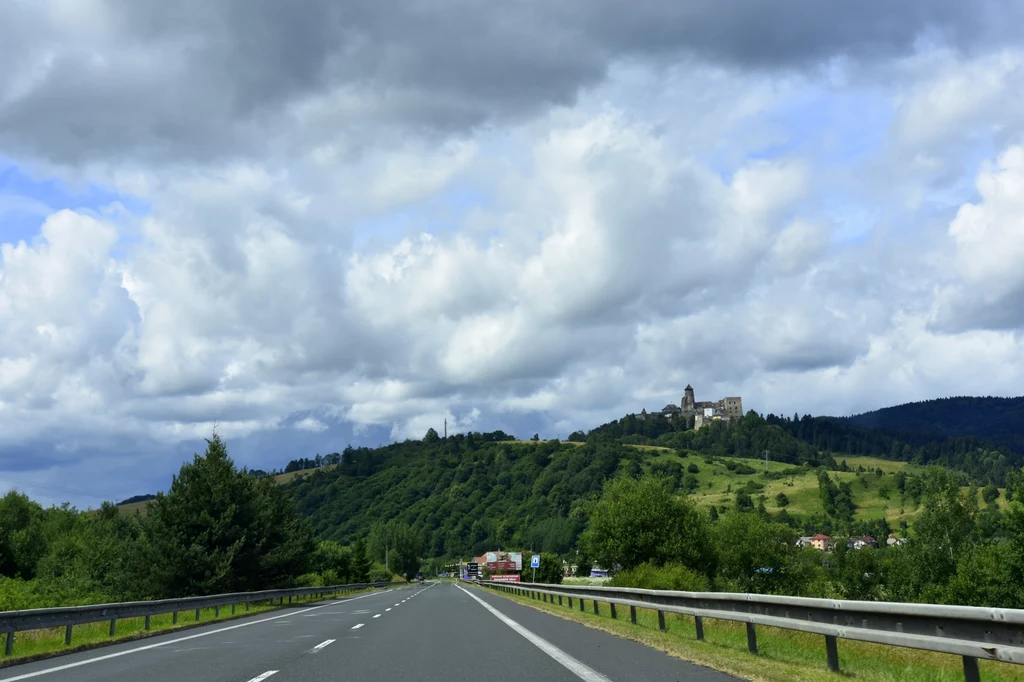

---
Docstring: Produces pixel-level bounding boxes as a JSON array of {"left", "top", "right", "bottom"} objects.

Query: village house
[{"left": 810, "top": 534, "right": 831, "bottom": 551}]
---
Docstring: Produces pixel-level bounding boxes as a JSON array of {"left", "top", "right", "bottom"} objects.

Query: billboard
[
  {"left": 507, "top": 552, "right": 523, "bottom": 571},
  {"left": 490, "top": 574, "right": 521, "bottom": 582},
  {"left": 486, "top": 552, "right": 499, "bottom": 563},
  {"left": 486, "top": 561, "right": 518, "bottom": 572}
]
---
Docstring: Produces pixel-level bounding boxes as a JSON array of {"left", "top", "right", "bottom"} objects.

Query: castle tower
[{"left": 682, "top": 384, "right": 695, "bottom": 411}]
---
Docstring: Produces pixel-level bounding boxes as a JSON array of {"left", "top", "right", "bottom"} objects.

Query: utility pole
[
  {"left": 764, "top": 449, "right": 770, "bottom": 473},
  {"left": 444, "top": 418, "right": 447, "bottom": 439}
]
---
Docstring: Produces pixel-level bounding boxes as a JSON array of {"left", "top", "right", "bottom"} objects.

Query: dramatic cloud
[{"left": 2, "top": 0, "right": 1024, "bottom": 505}]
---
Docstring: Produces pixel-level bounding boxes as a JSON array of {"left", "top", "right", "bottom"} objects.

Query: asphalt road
[{"left": 0, "top": 582, "right": 741, "bottom": 682}]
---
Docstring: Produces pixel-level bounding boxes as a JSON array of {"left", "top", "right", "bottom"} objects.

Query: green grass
[
  {"left": 636, "top": 450, "right": 1007, "bottom": 526},
  {"left": 0, "top": 588, "right": 379, "bottom": 667},
  {"left": 484, "top": 586, "right": 1024, "bottom": 682}
]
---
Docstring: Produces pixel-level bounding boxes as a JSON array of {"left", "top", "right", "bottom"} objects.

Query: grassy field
[
  {"left": 0, "top": 587, "right": 379, "bottom": 667},
  {"left": 638, "top": 449, "right": 1007, "bottom": 525},
  {"left": 483, "top": 586, "right": 1024, "bottom": 682}
]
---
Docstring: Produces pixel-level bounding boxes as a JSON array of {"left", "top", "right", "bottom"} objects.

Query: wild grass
[{"left": 489, "top": 587, "right": 1024, "bottom": 682}]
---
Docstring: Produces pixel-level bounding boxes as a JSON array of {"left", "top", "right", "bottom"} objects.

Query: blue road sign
[{"left": 531, "top": 554, "right": 540, "bottom": 568}]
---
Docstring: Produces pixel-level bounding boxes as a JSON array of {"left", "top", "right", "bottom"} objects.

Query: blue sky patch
[{"left": 0, "top": 159, "right": 150, "bottom": 249}]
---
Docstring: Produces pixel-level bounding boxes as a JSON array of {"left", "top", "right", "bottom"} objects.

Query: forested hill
[
  {"left": 580, "top": 399, "right": 1024, "bottom": 485},
  {"left": 839, "top": 396, "right": 1024, "bottom": 445},
  {"left": 762, "top": 397, "right": 1024, "bottom": 485},
  {"left": 286, "top": 437, "right": 620, "bottom": 559},
  {"left": 283, "top": 413, "right": 834, "bottom": 558}
]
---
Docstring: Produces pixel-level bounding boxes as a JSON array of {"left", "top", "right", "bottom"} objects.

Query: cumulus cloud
[
  {"left": 1, "top": 0, "right": 1019, "bottom": 166},
  {"left": 932, "top": 145, "right": 1024, "bottom": 331},
  {"left": 3, "top": 1, "right": 1024, "bottom": 504}
]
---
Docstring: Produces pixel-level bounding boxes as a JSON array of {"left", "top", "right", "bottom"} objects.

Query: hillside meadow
[{"left": 114, "top": 443, "right": 1006, "bottom": 528}]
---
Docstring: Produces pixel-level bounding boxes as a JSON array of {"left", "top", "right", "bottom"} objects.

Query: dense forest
[
  {"left": 0, "top": 435, "right": 386, "bottom": 611},
  {"left": 579, "top": 398, "right": 1024, "bottom": 485}
]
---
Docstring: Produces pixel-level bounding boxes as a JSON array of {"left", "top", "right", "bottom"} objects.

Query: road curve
[{"left": 0, "top": 582, "right": 740, "bottom": 682}]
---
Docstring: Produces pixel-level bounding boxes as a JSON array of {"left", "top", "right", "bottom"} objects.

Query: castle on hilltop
[{"left": 632, "top": 385, "right": 743, "bottom": 431}]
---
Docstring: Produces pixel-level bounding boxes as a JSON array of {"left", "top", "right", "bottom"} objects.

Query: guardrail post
[
  {"left": 658, "top": 610, "right": 666, "bottom": 631},
  {"left": 215, "top": 605, "right": 220, "bottom": 617},
  {"left": 695, "top": 616, "right": 704, "bottom": 641},
  {"left": 963, "top": 656, "right": 980, "bottom": 682},
  {"left": 558, "top": 595, "right": 563, "bottom": 606},
  {"left": 195, "top": 608, "right": 201, "bottom": 621},
  {"left": 109, "top": 617, "right": 117, "bottom": 637},
  {"left": 630, "top": 605, "right": 637, "bottom": 624},
  {"left": 610, "top": 603, "right": 617, "bottom": 619},
  {"left": 5, "top": 630, "right": 14, "bottom": 656},
  {"left": 746, "top": 623, "right": 758, "bottom": 654},
  {"left": 145, "top": 615, "right": 151, "bottom": 631},
  {"left": 245, "top": 601, "right": 249, "bottom": 612},
  {"left": 593, "top": 600, "right": 599, "bottom": 615},
  {"left": 579, "top": 598, "right": 585, "bottom": 612},
  {"left": 569, "top": 597, "right": 573, "bottom": 608},
  {"left": 173, "top": 611, "right": 178, "bottom": 624},
  {"left": 825, "top": 635, "right": 839, "bottom": 672},
  {"left": 65, "top": 624, "right": 73, "bottom": 645},
  {"left": 231, "top": 603, "right": 236, "bottom": 615}
]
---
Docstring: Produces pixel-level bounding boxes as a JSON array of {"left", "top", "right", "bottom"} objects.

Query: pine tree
[
  {"left": 350, "top": 537, "right": 371, "bottom": 583},
  {"left": 143, "top": 432, "right": 314, "bottom": 597}
]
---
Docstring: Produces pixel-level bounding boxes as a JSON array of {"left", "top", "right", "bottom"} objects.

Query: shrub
[
  {"left": 368, "top": 563, "right": 392, "bottom": 583},
  {"left": 610, "top": 562, "right": 711, "bottom": 591}
]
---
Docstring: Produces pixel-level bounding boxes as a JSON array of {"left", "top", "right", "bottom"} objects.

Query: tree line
[
  {"left": 579, "top": 467, "right": 1024, "bottom": 608},
  {"left": 0, "top": 434, "right": 422, "bottom": 610}
]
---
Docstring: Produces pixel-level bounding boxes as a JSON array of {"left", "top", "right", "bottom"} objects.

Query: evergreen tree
[
  {"left": 143, "top": 432, "right": 314, "bottom": 597},
  {"left": 350, "top": 537, "right": 371, "bottom": 582}
]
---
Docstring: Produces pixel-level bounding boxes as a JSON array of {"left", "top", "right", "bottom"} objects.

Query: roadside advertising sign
[{"left": 489, "top": 574, "right": 521, "bottom": 582}]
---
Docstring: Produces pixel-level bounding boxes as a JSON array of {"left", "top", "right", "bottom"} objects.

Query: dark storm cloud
[{"left": 0, "top": 0, "right": 1019, "bottom": 165}]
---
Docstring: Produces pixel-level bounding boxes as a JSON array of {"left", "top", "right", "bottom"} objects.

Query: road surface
[{"left": 0, "top": 582, "right": 740, "bottom": 682}]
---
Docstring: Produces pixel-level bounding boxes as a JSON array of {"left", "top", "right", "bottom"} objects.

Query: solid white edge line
[
  {"left": 0, "top": 590, "right": 393, "bottom": 681},
  {"left": 246, "top": 672, "right": 278, "bottom": 682},
  {"left": 311, "top": 639, "right": 335, "bottom": 652},
  {"left": 351, "top": 623, "right": 364, "bottom": 630},
  {"left": 455, "top": 585, "right": 612, "bottom": 682}
]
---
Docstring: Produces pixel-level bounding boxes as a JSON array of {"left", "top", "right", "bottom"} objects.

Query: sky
[{"left": 2, "top": 1, "right": 1024, "bottom": 507}]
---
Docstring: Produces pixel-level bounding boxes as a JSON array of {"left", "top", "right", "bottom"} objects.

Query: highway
[{"left": 0, "top": 582, "right": 740, "bottom": 682}]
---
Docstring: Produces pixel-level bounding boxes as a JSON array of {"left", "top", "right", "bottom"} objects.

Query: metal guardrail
[
  {"left": 0, "top": 581, "right": 399, "bottom": 658},
  {"left": 478, "top": 580, "right": 1024, "bottom": 682}
]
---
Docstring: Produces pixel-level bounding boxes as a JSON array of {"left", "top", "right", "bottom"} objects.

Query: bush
[
  {"left": 610, "top": 562, "right": 710, "bottom": 591},
  {"left": 687, "top": 463, "right": 699, "bottom": 474},
  {"left": 581, "top": 476, "right": 716, "bottom": 576},
  {"left": 368, "top": 562, "right": 392, "bottom": 583}
]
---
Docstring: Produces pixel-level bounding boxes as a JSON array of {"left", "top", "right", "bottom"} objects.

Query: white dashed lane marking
[{"left": 246, "top": 672, "right": 278, "bottom": 682}]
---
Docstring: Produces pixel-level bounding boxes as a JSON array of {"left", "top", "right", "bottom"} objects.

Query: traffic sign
[{"left": 530, "top": 555, "right": 540, "bottom": 568}]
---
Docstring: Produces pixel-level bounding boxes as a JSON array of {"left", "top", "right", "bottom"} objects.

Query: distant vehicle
[
  {"left": 589, "top": 568, "right": 609, "bottom": 578},
  {"left": 416, "top": 572, "right": 424, "bottom": 583}
]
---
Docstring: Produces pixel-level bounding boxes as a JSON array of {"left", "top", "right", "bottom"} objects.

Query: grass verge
[
  {"left": 481, "top": 587, "right": 1024, "bottom": 682},
  {"left": 0, "top": 587, "right": 384, "bottom": 668}
]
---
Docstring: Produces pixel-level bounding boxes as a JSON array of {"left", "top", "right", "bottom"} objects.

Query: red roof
[{"left": 810, "top": 534, "right": 830, "bottom": 540}]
